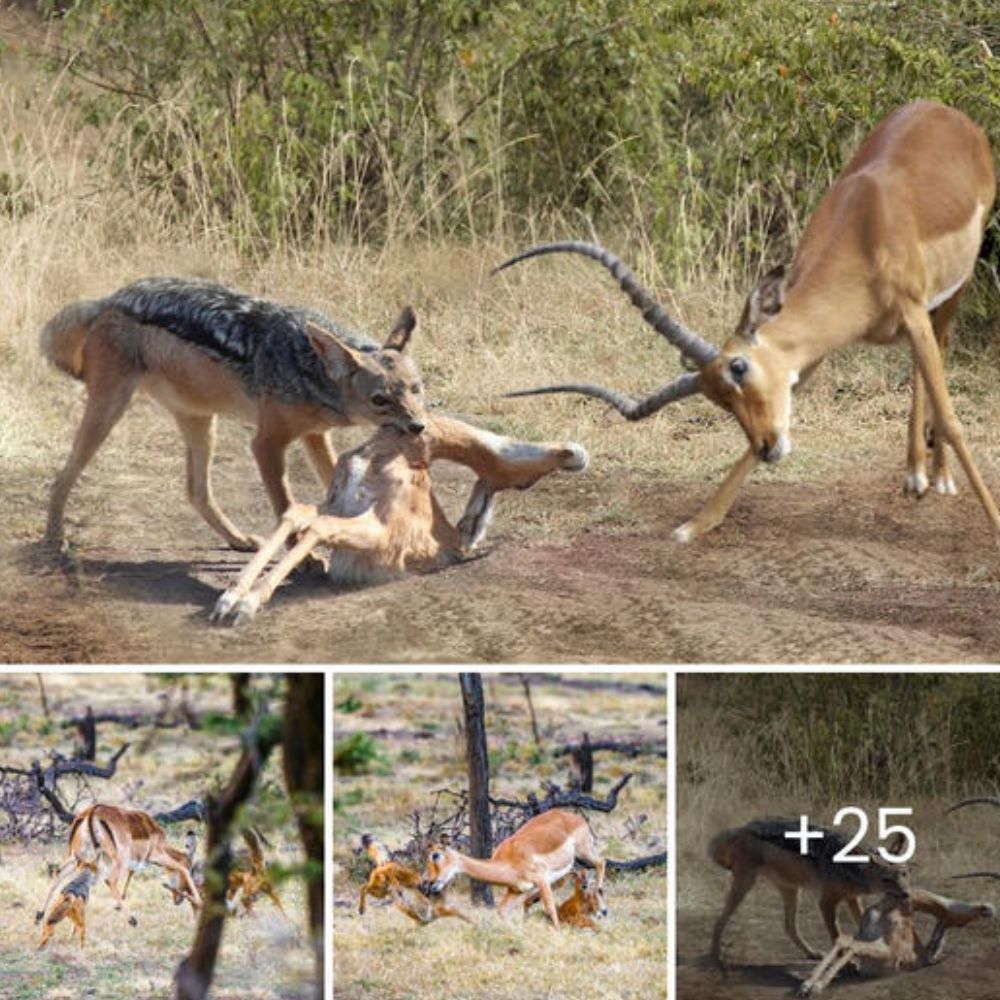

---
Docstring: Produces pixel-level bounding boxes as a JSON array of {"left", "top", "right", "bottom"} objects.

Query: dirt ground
[
  {"left": 3, "top": 401, "right": 1000, "bottom": 663},
  {"left": 676, "top": 906, "right": 1000, "bottom": 1000}
]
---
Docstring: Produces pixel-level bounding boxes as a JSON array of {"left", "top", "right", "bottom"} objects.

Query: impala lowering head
[
  {"left": 424, "top": 844, "right": 459, "bottom": 893},
  {"left": 495, "top": 242, "right": 796, "bottom": 462}
]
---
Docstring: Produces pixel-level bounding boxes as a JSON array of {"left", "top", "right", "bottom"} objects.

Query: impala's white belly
[{"left": 545, "top": 859, "right": 574, "bottom": 884}]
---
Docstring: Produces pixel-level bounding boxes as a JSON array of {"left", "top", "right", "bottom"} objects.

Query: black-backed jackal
[
  {"left": 37, "top": 861, "right": 100, "bottom": 950},
  {"left": 39, "top": 803, "right": 201, "bottom": 925},
  {"left": 41, "top": 278, "right": 425, "bottom": 551},
  {"left": 210, "top": 414, "right": 587, "bottom": 624},
  {"left": 709, "top": 817, "right": 908, "bottom": 964}
]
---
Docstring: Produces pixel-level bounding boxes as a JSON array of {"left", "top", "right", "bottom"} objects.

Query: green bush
[
  {"left": 38, "top": 0, "right": 1000, "bottom": 287},
  {"left": 333, "top": 732, "right": 386, "bottom": 774}
]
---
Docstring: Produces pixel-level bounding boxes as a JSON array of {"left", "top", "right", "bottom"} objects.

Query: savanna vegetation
[
  {"left": 0, "top": 672, "right": 321, "bottom": 1000},
  {"left": 4, "top": 3, "right": 1000, "bottom": 661},
  {"left": 332, "top": 673, "right": 668, "bottom": 999}
]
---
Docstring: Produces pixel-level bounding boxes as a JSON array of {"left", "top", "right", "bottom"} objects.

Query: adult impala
[
  {"left": 499, "top": 101, "right": 1000, "bottom": 543},
  {"left": 424, "top": 809, "right": 605, "bottom": 928},
  {"left": 40, "top": 804, "right": 202, "bottom": 923}
]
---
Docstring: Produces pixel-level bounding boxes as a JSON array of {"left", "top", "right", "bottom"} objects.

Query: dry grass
[
  {"left": 4, "top": 12, "right": 1000, "bottom": 543},
  {"left": 0, "top": 672, "right": 315, "bottom": 1000},
  {"left": 332, "top": 673, "right": 668, "bottom": 1000}
]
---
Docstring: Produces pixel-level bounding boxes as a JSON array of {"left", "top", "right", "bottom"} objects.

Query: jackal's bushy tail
[{"left": 40, "top": 300, "right": 105, "bottom": 379}]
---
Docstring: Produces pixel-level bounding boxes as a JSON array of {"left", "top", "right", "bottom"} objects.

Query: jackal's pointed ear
[
  {"left": 383, "top": 306, "right": 417, "bottom": 352},
  {"left": 305, "top": 320, "right": 365, "bottom": 372},
  {"left": 738, "top": 263, "right": 787, "bottom": 341}
]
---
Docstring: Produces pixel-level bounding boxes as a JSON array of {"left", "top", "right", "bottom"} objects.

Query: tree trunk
[
  {"left": 459, "top": 673, "right": 493, "bottom": 906},
  {"left": 283, "top": 673, "right": 325, "bottom": 1000},
  {"left": 174, "top": 720, "right": 280, "bottom": 1000}
]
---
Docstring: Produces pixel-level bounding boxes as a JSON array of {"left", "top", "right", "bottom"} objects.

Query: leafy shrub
[
  {"left": 334, "top": 732, "right": 386, "bottom": 774},
  {"left": 37, "top": 0, "right": 1000, "bottom": 294}
]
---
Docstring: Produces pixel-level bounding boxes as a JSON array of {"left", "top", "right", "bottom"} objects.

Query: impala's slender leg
[
  {"left": 210, "top": 503, "right": 318, "bottom": 622},
  {"left": 220, "top": 509, "right": 385, "bottom": 624},
  {"left": 904, "top": 304, "right": 1000, "bottom": 543},
  {"left": 674, "top": 446, "right": 760, "bottom": 543},
  {"left": 798, "top": 940, "right": 858, "bottom": 997},
  {"left": 906, "top": 362, "right": 930, "bottom": 496},
  {"left": 534, "top": 878, "right": 560, "bottom": 928},
  {"left": 928, "top": 288, "right": 964, "bottom": 495}
]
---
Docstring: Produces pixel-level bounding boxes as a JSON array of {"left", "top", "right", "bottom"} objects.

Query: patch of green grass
[{"left": 334, "top": 733, "right": 389, "bottom": 775}]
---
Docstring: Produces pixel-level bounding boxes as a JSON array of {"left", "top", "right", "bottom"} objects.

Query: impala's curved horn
[
  {"left": 950, "top": 871, "right": 1000, "bottom": 881},
  {"left": 493, "top": 241, "right": 719, "bottom": 368},
  {"left": 504, "top": 372, "right": 701, "bottom": 422},
  {"left": 947, "top": 796, "right": 1000, "bottom": 814}
]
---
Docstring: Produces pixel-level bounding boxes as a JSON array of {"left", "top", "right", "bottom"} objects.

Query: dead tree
[
  {"left": 283, "top": 674, "right": 324, "bottom": 1000},
  {"left": 174, "top": 717, "right": 281, "bottom": 1000},
  {"left": 459, "top": 673, "right": 493, "bottom": 906}
]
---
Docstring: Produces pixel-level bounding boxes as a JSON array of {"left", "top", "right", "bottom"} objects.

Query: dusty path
[
  {"left": 677, "top": 906, "right": 1000, "bottom": 999},
  {"left": 3, "top": 427, "right": 1000, "bottom": 662}
]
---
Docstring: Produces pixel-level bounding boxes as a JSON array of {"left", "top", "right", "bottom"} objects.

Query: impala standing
[
  {"left": 500, "top": 101, "right": 1000, "bottom": 544},
  {"left": 424, "top": 809, "right": 605, "bottom": 929}
]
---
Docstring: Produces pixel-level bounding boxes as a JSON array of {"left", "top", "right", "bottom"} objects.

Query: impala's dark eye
[
  {"left": 431, "top": 852, "right": 441, "bottom": 862},
  {"left": 729, "top": 357, "right": 749, "bottom": 382},
  {"left": 370, "top": 392, "right": 389, "bottom": 407}
]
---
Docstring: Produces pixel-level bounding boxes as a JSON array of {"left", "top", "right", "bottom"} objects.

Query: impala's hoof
[
  {"left": 559, "top": 443, "right": 589, "bottom": 472},
  {"left": 673, "top": 522, "right": 695, "bottom": 544},
  {"left": 232, "top": 595, "right": 261, "bottom": 626},
  {"left": 904, "top": 472, "right": 928, "bottom": 496},
  {"left": 210, "top": 591, "right": 239, "bottom": 624},
  {"left": 933, "top": 474, "right": 957, "bottom": 496}
]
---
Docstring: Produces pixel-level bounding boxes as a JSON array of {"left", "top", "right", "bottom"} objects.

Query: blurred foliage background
[{"left": 29, "top": 1, "right": 1000, "bottom": 277}]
